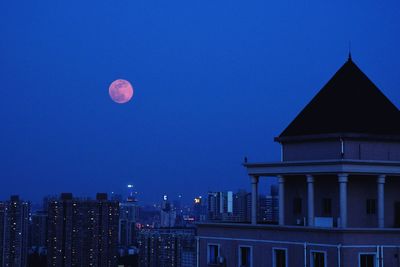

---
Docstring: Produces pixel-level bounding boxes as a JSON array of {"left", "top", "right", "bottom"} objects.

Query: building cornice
[
  {"left": 275, "top": 133, "right": 400, "bottom": 143},
  {"left": 196, "top": 222, "right": 400, "bottom": 234},
  {"left": 243, "top": 159, "right": 400, "bottom": 176}
]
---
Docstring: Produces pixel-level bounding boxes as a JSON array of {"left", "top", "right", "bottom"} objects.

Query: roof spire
[{"left": 348, "top": 41, "right": 352, "bottom": 61}]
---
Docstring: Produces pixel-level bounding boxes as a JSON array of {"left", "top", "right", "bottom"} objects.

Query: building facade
[
  {"left": 0, "top": 196, "right": 30, "bottom": 267},
  {"left": 119, "top": 198, "right": 140, "bottom": 247},
  {"left": 161, "top": 195, "right": 178, "bottom": 228},
  {"left": 197, "top": 57, "right": 400, "bottom": 267},
  {"left": 29, "top": 210, "right": 48, "bottom": 253},
  {"left": 138, "top": 227, "right": 197, "bottom": 267},
  {"left": 47, "top": 193, "right": 119, "bottom": 267}
]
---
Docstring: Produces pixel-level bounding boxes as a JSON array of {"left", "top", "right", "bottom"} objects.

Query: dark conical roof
[{"left": 277, "top": 58, "right": 400, "bottom": 140}]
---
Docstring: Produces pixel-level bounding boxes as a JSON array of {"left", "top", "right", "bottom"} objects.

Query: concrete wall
[
  {"left": 348, "top": 175, "right": 377, "bottom": 228},
  {"left": 385, "top": 177, "right": 400, "bottom": 228},
  {"left": 283, "top": 140, "right": 341, "bottom": 161},
  {"left": 282, "top": 174, "right": 400, "bottom": 228},
  {"left": 345, "top": 140, "right": 400, "bottom": 161},
  {"left": 282, "top": 140, "right": 400, "bottom": 161},
  {"left": 284, "top": 175, "right": 342, "bottom": 227},
  {"left": 197, "top": 224, "right": 400, "bottom": 267},
  {"left": 284, "top": 175, "right": 307, "bottom": 226}
]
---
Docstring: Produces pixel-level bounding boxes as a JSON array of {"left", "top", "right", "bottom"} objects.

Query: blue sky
[{"left": 1, "top": 0, "right": 400, "bottom": 204}]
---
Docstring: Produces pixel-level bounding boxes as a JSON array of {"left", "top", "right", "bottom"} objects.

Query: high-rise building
[
  {"left": 160, "top": 195, "right": 177, "bottom": 228},
  {"left": 232, "top": 189, "right": 251, "bottom": 222},
  {"left": 117, "top": 185, "right": 141, "bottom": 265},
  {"left": 198, "top": 57, "right": 400, "bottom": 266},
  {"left": 206, "top": 192, "right": 219, "bottom": 220},
  {"left": 119, "top": 198, "right": 140, "bottom": 247},
  {"left": 0, "top": 195, "right": 30, "bottom": 267},
  {"left": 138, "top": 227, "right": 196, "bottom": 267},
  {"left": 258, "top": 185, "right": 279, "bottom": 223},
  {"left": 29, "top": 210, "right": 48, "bottom": 252},
  {"left": 258, "top": 194, "right": 279, "bottom": 223},
  {"left": 47, "top": 193, "right": 119, "bottom": 267},
  {"left": 207, "top": 191, "right": 234, "bottom": 221},
  {"left": 193, "top": 196, "right": 207, "bottom": 222},
  {"left": 207, "top": 190, "right": 253, "bottom": 222}
]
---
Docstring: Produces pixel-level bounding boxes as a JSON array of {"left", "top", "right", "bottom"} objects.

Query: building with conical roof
[
  {"left": 197, "top": 57, "right": 400, "bottom": 267},
  {"left": 278, "top": 56, "right": 400, "bottom": 139}
]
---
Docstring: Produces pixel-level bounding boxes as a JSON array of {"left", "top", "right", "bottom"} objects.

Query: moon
[{"left": 109, "top": 79, "right": 134, "bottom": 104}]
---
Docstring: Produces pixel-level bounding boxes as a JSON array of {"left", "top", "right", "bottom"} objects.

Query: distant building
[
  {"left": 46, "top": 193, "right": 119, "bottom": 267},
  {"left": 193, "top": 196, "right": 207, "bottom": 222},
  {"left": 259, "top": 185, "right": 279, "bottom": 223},
  {"left": 0, "top": 195, "right": 30, "bottom": 267},
  {"left": 208, "top": 190, "right": 283, "bottom": 223},
  {"left": 138, "top": 205, "right": 160, "bottom": 227},
  {"left": 160, "top": 195, "right": 177, "bottom": 228},
  {"left": 119, "top": 198, "right": 140, "bottom": 247},
  {"left": 207, "top": 191, "right": 234, "bottom": 221},
  {"left": 232, "top": 190, "right": 251, "bottom": 222},
  {"left": 198, "top": 57, "right": 400, "bottom": 266},
  {"left": 138, "top": 227, "right": 196, "bottom": 267},
  {"left": 29, "top": 210, "right": 48, "bottom": 253}
]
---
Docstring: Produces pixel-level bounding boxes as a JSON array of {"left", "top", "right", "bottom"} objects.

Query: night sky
[{"left": 1, "top": 0, "right": 400, "bottom": 205}]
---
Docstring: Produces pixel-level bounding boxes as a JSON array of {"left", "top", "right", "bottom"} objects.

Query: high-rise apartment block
[
  {"left": 138, "top": 227, "right": 196, "bottom": 267},
  {"left": 160, "top": 195, "right": 177, "bottom": 228},
  {"left": 207, "top": 189, "right": 278, "bottom": 223},
  {"left": 46, "top": 193, "right": 119, "bottom": 267},
  {"left": 0, "top": 195, "right": 30, "bottom": 267},
  {"left": 29, "top": 210, "right": 48, "bottom": 252},
  {"left": 119, "top": 197, "right": 140, "bottom": 247}
]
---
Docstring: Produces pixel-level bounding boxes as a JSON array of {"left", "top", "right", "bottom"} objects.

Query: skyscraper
[
  {"left": 119, "top": 196, "right": 140, "bottom": 247},
  {"left": 47, "top": 193, "right": 119, "bottom": 267},
  {"left": 193, "top": 196, "right": 207, "bottom": 222},
  {"left": 160, "top": 195, "right": 177, "bottom": 228},
  {"left": 207, "top": 191, "right": 234, "bottom": 221},
  {"left": 0, "top": 195, "right": 30, "bottom": 267},
  {"left": 138, "top": 227, "right": 196, "bottom": 267},
  {"left": 232, "top": 189, "right": 251, "bottom": 222},
  {"left": 29, "top": 210, "right": 48, "bottom": 252}
]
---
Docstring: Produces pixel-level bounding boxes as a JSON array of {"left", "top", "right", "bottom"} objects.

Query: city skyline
[
  {"left": 3, "top": 1, "right": 400, "bottom": 266},
  {"left": 2, "top": 1, "right": 400, "bottom": 204}
]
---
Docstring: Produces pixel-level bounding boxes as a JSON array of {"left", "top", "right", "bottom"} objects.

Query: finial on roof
[{"left": 348, "top": 41, "right": 352, "bottom": 61}]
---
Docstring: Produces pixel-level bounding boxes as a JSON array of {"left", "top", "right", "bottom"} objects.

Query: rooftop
[{"left": 277, "top": 57, "right": 400, "bottom": 142}]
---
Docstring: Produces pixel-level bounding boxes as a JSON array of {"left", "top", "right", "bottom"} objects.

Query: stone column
[
  {"left": 307, "top": 175, "right": 315, "bottom": 227},
  {"left": 278, "top": 176, "right": 285, "bottom": 226},
  {"left": 377, "top": 175, "right": 386, "bottom": 228},
  {"left": 338, "top": 174, "right": 348, "bottom": 228},
  {"left": 251, "top": 176, "right": 259, "bottom": 225}
]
